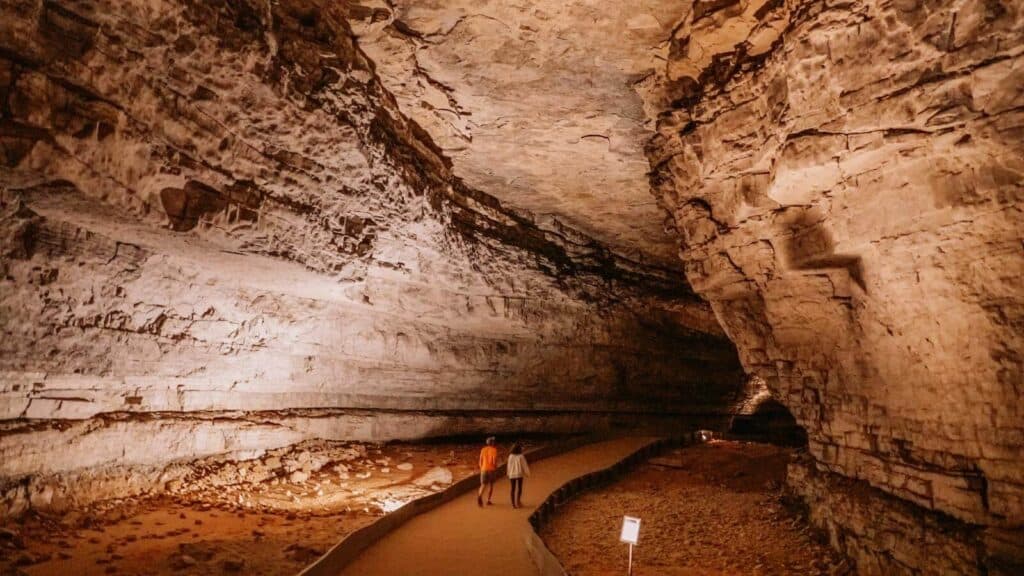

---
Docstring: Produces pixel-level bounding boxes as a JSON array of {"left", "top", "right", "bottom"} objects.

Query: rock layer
[
  {"left": 0, "top": 0, "right": 742, "bottom": 516},
  {"left": 348, "top": 0, "right": 689, "bottom": 264},
  {"left": 647, "top": 0, "right": 1023, "bottom": 573}
]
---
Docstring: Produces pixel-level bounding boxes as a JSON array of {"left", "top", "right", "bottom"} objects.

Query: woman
[{"left": 506, "top": 443, "right": 530, "bottom": 508}]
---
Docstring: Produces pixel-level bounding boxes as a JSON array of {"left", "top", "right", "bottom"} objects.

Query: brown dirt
[
  {"left": 339, "top": 437, "right": 656, "bottom": 576},
  {"left": 0, "top": 440, "right": 512, "bottom": 576},
  {"left": 540, "top": 440, "right": 849, "bottom": 576}
]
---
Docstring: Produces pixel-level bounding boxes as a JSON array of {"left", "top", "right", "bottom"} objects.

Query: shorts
[{"left": 480, "top": 470, "right": 497, "bottom": 484}]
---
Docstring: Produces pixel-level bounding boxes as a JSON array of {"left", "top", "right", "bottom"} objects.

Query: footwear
[
  {"left": 486, "top": 500, "right": 493, "bottom": 506},
  {"left": 477, "top": 495, "right": 483, "bottom": 507}
]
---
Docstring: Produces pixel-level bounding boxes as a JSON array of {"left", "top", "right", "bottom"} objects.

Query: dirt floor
[
  {"left": 338, "top": 437, "right": 656, "bottom": 576},
  {"left": 0, "top": 439, "right": 520, "bottom": 575},
  {"left": 540, "top": 440, "right": 849, "bottom": 576}
]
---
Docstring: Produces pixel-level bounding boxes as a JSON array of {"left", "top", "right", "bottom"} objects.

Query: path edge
[
  {"left": 296, "top": 434, "right": 603, "bottom": 576},
  {"left": 524, "top": 432, "right": 705, "bottom": 576}
]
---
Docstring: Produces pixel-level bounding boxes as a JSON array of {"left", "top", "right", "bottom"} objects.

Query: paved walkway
[{"left": 339, "top": 436, "right": 653, "bottom": 576}]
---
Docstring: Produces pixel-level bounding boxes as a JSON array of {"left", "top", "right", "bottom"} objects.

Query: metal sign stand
[{"left": 620, "top": 515, "right": 640, "bottom": 576}]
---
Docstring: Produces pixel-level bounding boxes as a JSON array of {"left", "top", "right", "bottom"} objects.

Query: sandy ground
[
  {"left": 540, "top": 440, "right": 849, "bottom": 576},
  {"left": 0, "top": 439, "right": 513, "bottom": 576}
]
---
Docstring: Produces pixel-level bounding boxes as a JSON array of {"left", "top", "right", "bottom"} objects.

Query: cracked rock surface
[
  {"left": 0, "top": 0, "right": 1021, "bottom": 574},
  {"left": 646, "top": 0, "right": 1023, "bottom": 573},
  {"left": 0, "top": 0, "right": 742, "bottom": 517},
  {"left": 349, "top": 0, "right": 691, "bottom": 265}
]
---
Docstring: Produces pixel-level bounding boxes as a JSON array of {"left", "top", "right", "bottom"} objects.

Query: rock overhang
[{"left": 348, "top": 0, "right": 695, "bottom": 268}]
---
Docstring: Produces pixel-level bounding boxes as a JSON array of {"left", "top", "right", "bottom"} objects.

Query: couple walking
[{"left": 477, "top": 436, "right": 530, "bottom": 508}]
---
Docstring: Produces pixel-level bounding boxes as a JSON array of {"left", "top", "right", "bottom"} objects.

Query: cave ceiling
[{"left": 350, "top": 0, "right": 689, "bottom": 268}]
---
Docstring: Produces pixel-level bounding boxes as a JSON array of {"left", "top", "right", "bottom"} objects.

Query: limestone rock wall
[
  {"left": 647, "top": 0, "right": 1023, "bottom": 573},
  {"left": 0, "top": 0, "right": 742, "bottom": 515}
]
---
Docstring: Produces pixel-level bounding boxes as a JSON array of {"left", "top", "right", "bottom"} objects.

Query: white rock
[{"left": 413, "top": 467, "right": 453, "bottom": 487}]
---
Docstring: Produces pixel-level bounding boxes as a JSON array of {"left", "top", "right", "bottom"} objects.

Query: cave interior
[{"left": 0, "top": 0, "right": 1022, "bottom": 575}]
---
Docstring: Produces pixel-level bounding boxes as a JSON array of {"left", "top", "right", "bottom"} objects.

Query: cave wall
[
  {"left": 0, "top": 0, "right": 743, "bottom": 516},
  {"left": 647, "top": 0, "right": 1022, "bottom": 573}
]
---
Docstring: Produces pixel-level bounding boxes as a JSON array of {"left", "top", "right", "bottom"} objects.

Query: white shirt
[{"left": 507, "top": 453, "right": 530, "bottom": 479}]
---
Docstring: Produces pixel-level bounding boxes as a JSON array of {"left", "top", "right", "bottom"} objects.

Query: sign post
[{"left": 619, "top": 515, "right": 641, "bottom": 576}]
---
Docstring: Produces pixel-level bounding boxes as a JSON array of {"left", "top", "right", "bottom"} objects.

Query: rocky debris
[
  {"left": 0, "top": 527, "right": 23, "bottom": 550},
  {"left": 396, "top": 463, "right": 414, "bottom": 471},
  {"left": 413, "top": 467, "right": 454, "bottom": 488},
  {"left": 170, "top": 554, "right": 197, "bottom": 569},
  {"left": 10, "top": 553, "right": 36, "bottom": 567},
  {"left": 0, "top": 440, "right": 484, "bottom": 575},
  {"left": 283, "top": 544, "right": 324, "bottom": 564}
]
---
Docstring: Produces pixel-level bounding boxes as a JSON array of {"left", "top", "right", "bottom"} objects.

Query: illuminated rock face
[
  {"left": 647, "top": 0, "right": 1023, "bottom": 572},
  {"left": 347, "top": 0, "right": 693, "bottom": 266},
  {"left": 0, "top": 0, "right": 742, "bottom": 515},
  {"left": 1, "top": 1, "right": 1021, "bottom": 572}
]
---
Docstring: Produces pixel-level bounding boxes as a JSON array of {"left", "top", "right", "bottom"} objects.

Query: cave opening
[{"left": 728, "top": 398, "right": 809, "bottom": 448}]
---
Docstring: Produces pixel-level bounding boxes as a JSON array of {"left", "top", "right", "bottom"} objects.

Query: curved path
[{"left": 338, "top": 436, "right": 654, "bottom": 576}]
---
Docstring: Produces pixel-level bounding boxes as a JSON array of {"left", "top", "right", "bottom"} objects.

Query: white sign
[{"left": 619, "top": 516, "right": 641, "bottom": 545}]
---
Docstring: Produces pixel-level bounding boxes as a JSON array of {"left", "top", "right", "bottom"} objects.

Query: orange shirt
[{"left": 479, "top": 446, "right": 498, "bottom": 471}]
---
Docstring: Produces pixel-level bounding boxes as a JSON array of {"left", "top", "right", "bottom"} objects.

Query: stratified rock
[
  {"left": 646, "top": 1, "right": 1024, "bottom": 574},
  {"left": 352, "top": 1, "right": 691, "bottom": 264},
  {"left": 0, "top": 0, "right": 741, "bottom": 517}
]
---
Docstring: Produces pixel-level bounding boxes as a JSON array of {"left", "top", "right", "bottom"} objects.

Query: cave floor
[
  {"left": 540, "top": 440, "right": 848, "bottom": 575},
  {"left": 1, "top": 439, "right": 851, "bottom": 575},
  {"left": 0, "top": 439, "right": 502, "bottom": 575},
  {"left": 339, "top": 436, "right": 656, "bottom": 576}
]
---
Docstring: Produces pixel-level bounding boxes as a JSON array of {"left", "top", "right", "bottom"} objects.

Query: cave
[
  {"left": 730, "top": 398, "right": 808, "bottom": 447},
  {"left": 0, "top": 0, "right": 1021, "bottom": 575}
]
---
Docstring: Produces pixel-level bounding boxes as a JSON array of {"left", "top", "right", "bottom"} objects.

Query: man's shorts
[{"left": 480, "top": 470, "right": 497, "bottom": 484}]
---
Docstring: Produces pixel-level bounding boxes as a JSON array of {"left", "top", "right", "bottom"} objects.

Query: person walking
[
  {"left": 507, "top": 443, "right": 530, "bottom": 509},
  {"left": 477, "top": 436, "right": 498, "bottom": 507}
]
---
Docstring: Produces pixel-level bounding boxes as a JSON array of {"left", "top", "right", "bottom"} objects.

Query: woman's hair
[{"left": 511, "top": 443, "right": 523, "bottom": 455}]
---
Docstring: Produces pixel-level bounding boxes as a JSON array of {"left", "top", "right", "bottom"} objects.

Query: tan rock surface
[
  {"left": 0, "top": 0, "right": 741, "bottom": 516},
  {"left": 0, "top": 0, "right": 1021, "bottom": 573},
  {"left": 646, "top": 0, "right": 1024, "bottom": 573},
  {"left": 350, "top": 0, "right": 691, "bottom": 265}
]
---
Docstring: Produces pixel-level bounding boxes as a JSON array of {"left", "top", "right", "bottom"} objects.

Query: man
[{"left": 477, "top": 436, "right": 498, "bottom": 507}]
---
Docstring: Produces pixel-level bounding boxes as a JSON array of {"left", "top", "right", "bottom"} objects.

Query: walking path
[{"left": 338, "top": 436, "right": 654, "bottom": 576}]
